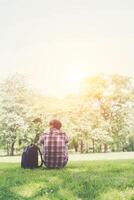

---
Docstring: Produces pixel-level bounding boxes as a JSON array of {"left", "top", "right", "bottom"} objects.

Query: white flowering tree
[
  {"left": 80, "top": 74, "right": 134, "bottom": 152},
  {"left": 0, "top": 73, "right": 134, "bottom": 155},
  {"left": 0, "top": 75, "right": 54, "bottom": 155},
  {"left": 0, "top": 75, "right": 29, "bottom": 155}
]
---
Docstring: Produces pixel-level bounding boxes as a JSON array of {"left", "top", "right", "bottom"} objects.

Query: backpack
[{"left": 21, "top": 144, "right": 44, "bottom": 169}]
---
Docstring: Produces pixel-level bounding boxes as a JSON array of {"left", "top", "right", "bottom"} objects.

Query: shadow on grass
[{"left": 0, "top": 160, "right": 134, "bottom": 200}]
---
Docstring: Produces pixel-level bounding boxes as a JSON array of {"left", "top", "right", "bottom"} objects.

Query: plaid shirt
[{"left": 39, "top": 128, "right": 68, "bottom": 168}]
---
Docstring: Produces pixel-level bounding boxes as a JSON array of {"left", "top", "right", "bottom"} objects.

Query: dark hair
[{"left": 49, "top": 119, "right": 62, "bottom": 130}]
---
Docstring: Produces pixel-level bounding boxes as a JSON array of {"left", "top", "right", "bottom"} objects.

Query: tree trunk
[
  {"left": 80, "top": 140, "right": 84, "bottom": 153},
  {"left": 74, "top": 143, "right": 78, "bottom": 152},
  {"left": 92, "top": 139, "right": 95, "bottom": 153},
  {"left": 99, "top": 144, "right": 102, "bottom": 153},
  {"left": 10, "top": 142, "right": 15, "bottom": 156},
  {"left": 104, "top": 144, "right": 108, "bottom": 153},
  {"left": 85, "top": 142, "right": 89, "bottom": 153},
  {"left": 6, "top": 144, "right": 10, "bottom": 156},
  {"left": 116, "top": 142, "right": 120, "bottom": 152}
]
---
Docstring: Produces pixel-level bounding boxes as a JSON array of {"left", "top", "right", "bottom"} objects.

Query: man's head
[{"left": 49, "top": 119, "right": 62, "bottom": 130}]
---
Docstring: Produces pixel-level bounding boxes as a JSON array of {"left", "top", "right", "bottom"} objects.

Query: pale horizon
[{"left": 0, "top": 0, "right": 134, "bottom": 96}]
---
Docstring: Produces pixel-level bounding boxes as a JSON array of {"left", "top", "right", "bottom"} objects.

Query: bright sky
[{"left": 0, "top": 0, "right": 134, "bottom": 96}]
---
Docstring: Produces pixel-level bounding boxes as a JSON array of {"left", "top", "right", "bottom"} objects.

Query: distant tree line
[{"left": 0, "top": 74, "right": 134, "bottom": 155}]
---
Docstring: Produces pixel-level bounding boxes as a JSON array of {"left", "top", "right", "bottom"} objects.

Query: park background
[
  {"left": 0, "top": 1, "right": 134, "bottom": 200},
  {"left": 0, "top": 73, "right": 134, "bottom": 156}
]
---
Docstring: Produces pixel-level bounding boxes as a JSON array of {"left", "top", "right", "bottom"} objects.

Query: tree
[
  {"left": 0, "top": 73, "right": 134, "bottom": 155},
  {"left": 0, "top": 75, "right": 29, "bottom": 155},
  {"left": 80, "top": 74, "right": 134, "bottom": 152}
]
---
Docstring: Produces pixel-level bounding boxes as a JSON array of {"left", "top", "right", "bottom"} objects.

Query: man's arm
[
  {"left": 39, "top": 133, "right": 46, "bottom": 145},
  {"left": 65, "top": 133, "right": 69, "bottom": 144}
]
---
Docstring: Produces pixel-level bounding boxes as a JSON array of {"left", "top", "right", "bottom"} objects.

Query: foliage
[
  {"left": 0, "top": 75, "right": 29, "bottom": 155},
  {"left": 0, "top": 75, "right": 47, "bottom": 155},
  {"left": 0, "top": 74, "right": 134, "bottom": 154}
]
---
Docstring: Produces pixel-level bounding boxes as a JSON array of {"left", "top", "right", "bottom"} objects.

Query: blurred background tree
[{"left": 0, "top": 74, "right": 134, "bottom": 155}]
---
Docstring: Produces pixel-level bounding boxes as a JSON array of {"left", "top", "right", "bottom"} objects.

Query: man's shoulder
[
  {"left": 61, "top": 131, "right": 67, "bottom": 136},
  {"left": 40, "top": 132, "right": 50, "bottom": 138}
]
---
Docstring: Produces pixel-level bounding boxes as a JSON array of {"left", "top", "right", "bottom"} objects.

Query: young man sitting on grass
[{"left": 39, "top": 119, "right": 68, "bottom": 169}]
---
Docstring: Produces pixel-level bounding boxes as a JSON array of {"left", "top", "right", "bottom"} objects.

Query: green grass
[
  {"left": 1, "top": 152, "right": 134, "bottom": 163},
  {"left": 0, "top": 160, "right": 134, "bottom": 200}
]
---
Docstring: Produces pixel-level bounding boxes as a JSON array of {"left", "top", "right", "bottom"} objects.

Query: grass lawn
[
  {"left": 0, "top": 160, "right": 134, "bottom": 200},
  {"left": 0, "top": 152, "right": 134, "bottom": 163}
]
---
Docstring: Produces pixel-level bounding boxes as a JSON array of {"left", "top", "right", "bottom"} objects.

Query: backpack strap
[{"left": 37, "top": 146, "right": 44, "bottom": 167}]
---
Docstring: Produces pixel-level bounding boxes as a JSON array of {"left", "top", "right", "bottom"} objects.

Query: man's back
[{"left": 39, "top": 128, "right": 68, "bottom": 168}]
